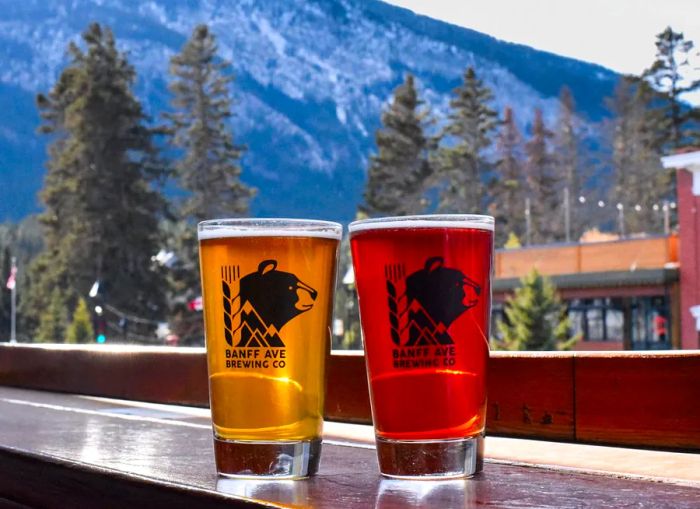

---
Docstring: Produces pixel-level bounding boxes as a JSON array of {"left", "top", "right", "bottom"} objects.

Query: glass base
[
  {"left": 213, "top": 437, "right": 321, "bottom": 479},
  {"left": 375, "top": 435, "right": 484, "bottom": 479}
]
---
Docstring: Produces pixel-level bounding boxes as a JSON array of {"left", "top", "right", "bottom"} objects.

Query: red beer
[{"left": 350, "top": 217, "right": 493, "bottom": 444}]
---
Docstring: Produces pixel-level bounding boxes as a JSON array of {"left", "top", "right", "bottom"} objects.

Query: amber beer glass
[
  {"left": 350, "top": 215, "right": 494, "bottom": 478},
  {"left": 198, "top": 219, "right": 341, "bottom": 478}
]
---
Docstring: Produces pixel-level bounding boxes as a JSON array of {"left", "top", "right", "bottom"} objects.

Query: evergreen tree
[
  {"left": 494, "top": 269, "right": 578, "bottom": 351},
  {"left": 36, "top": 288, "right": 68, "bottom": 343},
  {"left": 435, "top": 67, "right": 498, "bottom": 213},
  {"left": 66, "top": 298, "right": 94, "bottom": 344},
  {"left": 7, "top": 217, "right": 45, "bottom": 339},
  {"left": 642, "top": 27, "right": 700, "bottom": 149},
  {"left": 159, "top": 218, "right": 202, "bottom": 344},
  {"left": 165, "top": 25, "right": 254, "bottom": 342},
  {"left": 552, "top": 86, "right": 584, "bottom": 241},
  {"left": 363, "top": 74, "right": 433, "bottom": 216},
  {"left": 503, "top": 232, "right": 522, "bottom": 249},
  {"left": 24, "top": 23, "right": 167, "bottom": 337},
  {"left": 490, "top": 106, "right": 526, "bottom": 246},
  {"left": 19, "top": 256, "right": 44, "bottom": 338},
  {"left": 553, "top": 87, "right": 579, "bottom": 195},
  {"left": 606, "top": 77, "right": 666, "bottom": 234},
  {"left": 166, "top": 24, "right": 254, "bottom": 222},
  {"left": 0, "top": 246, "right": 11, "bottom": 339},
  {"left": 524, "top": 109, "right": 560, "bottom": 244}
]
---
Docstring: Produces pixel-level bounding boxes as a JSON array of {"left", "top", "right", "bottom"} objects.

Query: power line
[{"left": 103, "top": 303, "right": 161, "bottom": 326}]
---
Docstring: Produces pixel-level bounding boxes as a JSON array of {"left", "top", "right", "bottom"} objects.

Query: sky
[{"left": 386, "top": 0, "right": 700, "bottom": 99}]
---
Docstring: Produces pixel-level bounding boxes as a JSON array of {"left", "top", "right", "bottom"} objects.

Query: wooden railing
[{"left": 1, "top": 344, "right": 699, "bottom": 451}]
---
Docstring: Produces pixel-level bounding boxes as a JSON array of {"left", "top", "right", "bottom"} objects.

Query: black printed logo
[
  {"left": 221, "top": 260, "right": 317, "bottom": 348},
  {"left": 386, "top": 257, "right": 480, "bottom": 346}
]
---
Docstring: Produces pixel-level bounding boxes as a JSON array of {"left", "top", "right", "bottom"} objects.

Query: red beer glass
[{"left": 349, "top": 215, "right": 494, "bottom": 478}]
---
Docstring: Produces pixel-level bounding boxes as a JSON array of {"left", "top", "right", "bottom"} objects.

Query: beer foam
[
  {"left": 349, "top": 215, "right": 494, "bottom": 234},
  {"left": 198, "top": 219, "right": 342, "bottom": 240}
]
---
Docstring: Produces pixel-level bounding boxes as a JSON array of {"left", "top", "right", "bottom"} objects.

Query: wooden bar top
[{"left": 0, "top": 387, "right": 698, "bottom": 508}]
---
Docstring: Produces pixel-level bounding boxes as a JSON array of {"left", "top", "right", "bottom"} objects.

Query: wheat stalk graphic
[
  {"left": 222, "top": 266, "right": 242, "bottom": 346},
  {"left": 386, "top": 264, "right": 407, "bottom": 346}
]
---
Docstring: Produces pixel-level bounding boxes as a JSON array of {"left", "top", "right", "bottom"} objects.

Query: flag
[
  {"left": 6, "top": 266, "right": 16, "bottom": 290},
  {"left": 188, "top": 296, "right": 203, "bottom": 311}
]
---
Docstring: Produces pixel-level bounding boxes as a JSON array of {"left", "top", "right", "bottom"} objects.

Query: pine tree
[
  {"left": 24, "top": 23, "right": 167, "bottom": 337},
  {"left": 552, "top": 86, "right": 583, "bottom": 241},
  {"left": 363, "top": 74, "right": 433, "bottom": 216},
  {"left": 490, "top": 106, "right": 526, "bottom": 246},
  {"left": 494, "top": 269, "right": 578, "bottom": 351},
  {"left": 606, "top": 77, "right": 666, "bottom": 234},
  {"left": 524, "top": 109, "right": 560, "bottom": 244},
  {"left": 9, "top": 217, "right": 45, "bottom": 338},
  {"left": 166, "top": 24, "right": 254, "bottom": 222},
  {"left": 503, "top": 232, "right": 522, "bottom": 249},
  {"left": 435, "top": 67, "right": 498, "bottom": 213},
  {"left": 159, "top": 218, "right": 202, "bottom": 344},
  {"left": 0, "top": 246, "right": 11, "bottom": 339},
  {"left": 165, "top": 25, "right": 254, "bottom": 341},
  {"left": 642, "top": 27, "right": 700, "bottom": 149},
  {"left": 36, "top": 288, "right": 68, "bottom": 343},
  {"left": 554, "top": 87, "right": 579, "bottom": 194},
  {"left": 66, "top": 298, "right": 94, "bottom": 344}
]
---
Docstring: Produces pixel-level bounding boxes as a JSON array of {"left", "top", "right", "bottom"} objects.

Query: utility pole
[
  {"left": 617, "top": 203, "right": 626, "bottom": 238},
  {"left": 564, "top": 187, "right": 571, "bottom": 243},
  {"left": 525, "top": 198, "right": 532, "bottom": 246},
  {"left": 663, "top": 201, "right": 670, "bottom": 235}
]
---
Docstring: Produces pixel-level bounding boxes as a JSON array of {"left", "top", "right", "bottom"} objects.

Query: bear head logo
[
  {"left": 406, "top": 257, "right": 480, "bottom": 329},
  {"left": 393, "top": 257, "right": 480, "bottom": 346},
  {"left": 224, "top": 259, "right": 317, "bottom": 348}
]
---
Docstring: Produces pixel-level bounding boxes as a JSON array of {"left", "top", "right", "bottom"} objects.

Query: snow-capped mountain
[{"left": 0, "top": 0, "right": 618, "bottom": 222}]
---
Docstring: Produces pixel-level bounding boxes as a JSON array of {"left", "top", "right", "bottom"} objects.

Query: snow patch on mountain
[{"left": 0, "top": 0, "right": 618, "bottom": 222}]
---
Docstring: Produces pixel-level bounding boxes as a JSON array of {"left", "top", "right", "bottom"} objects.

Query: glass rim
[
  {"left": 348, "top": 214, "right": 494, "bottom": 234},
  {"left": 198, "top": 218, "right": 343, "bottom": 240}
]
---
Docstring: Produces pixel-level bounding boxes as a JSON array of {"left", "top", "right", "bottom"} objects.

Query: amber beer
[
  {"left": 350, "top": 215, "right": 494, "bottom": 479},
  {"left": 198, "top": 219, "right": 341, "bottom": 478}
]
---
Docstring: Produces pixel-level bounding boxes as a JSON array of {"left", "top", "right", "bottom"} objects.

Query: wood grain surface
[{"left": 1, "top": 387, "right": 698, "bottom": 509}]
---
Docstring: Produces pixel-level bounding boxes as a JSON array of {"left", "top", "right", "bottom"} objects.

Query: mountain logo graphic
[
  {"left": 386, "top": 257, "right": 480, "bottom": 346},
  {"left": 221, "top": 260, "right": 317, "bottom": 348}
]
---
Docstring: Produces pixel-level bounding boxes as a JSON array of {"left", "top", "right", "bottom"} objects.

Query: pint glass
[
  {"left": 198, "top": 218, "right": 341, "bottom": 478},
  {"left": 349, "top": 215, "right": 494, "bottom": 478}
]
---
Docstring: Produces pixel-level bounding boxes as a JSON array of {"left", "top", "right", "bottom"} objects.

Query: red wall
[{"left": 677, "top": 168, "right": 700, "bottom": 349}]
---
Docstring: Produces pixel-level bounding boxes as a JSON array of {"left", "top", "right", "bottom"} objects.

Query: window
[
  {"left": 605, "top": 304, "right": 625, "bottom": 342},
  {"left": 631, "top": 296, "right": 670, "bottom": 349},
  {"left": 490, "top": 302, "right": 506, "bottom": 340},
  {"left": 567, "top": 295, "right": 670, "bottom": 348},
  {"left": 567, "top": 298, "right": 624, "bottom": 342}
]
